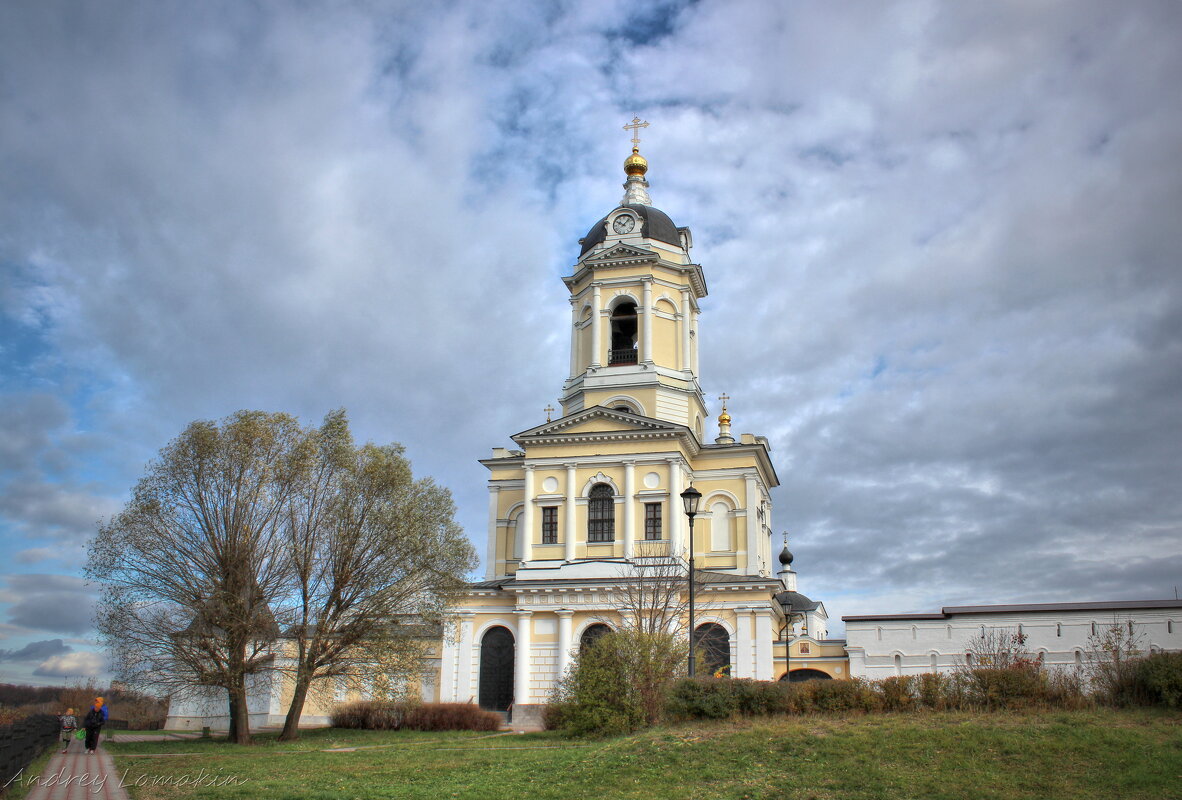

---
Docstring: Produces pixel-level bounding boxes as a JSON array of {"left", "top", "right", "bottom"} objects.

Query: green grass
[{"left": 104, "top": 710, "right": 1182, "bottom": 800}]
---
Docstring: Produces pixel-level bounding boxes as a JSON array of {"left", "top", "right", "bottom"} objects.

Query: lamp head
[{"left": 680, "top": 484, "right": 702, "bottom": 517}]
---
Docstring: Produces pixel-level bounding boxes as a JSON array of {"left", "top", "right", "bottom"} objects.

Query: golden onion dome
[
  {"left": 718, "top": 410, "right": 731, "bottom": 425},
  {"left": 624, "top": 146, "right": 648, "bottom": 176}
]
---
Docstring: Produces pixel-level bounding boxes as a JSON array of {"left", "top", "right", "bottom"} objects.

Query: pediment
[
  {"left": 513, "top": 406, "right": 687, "bottom": 443},
  {"left": 580, "top": 243, "right": 658, "bottom": 266}
]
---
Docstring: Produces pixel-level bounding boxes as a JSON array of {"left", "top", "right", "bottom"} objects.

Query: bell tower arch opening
[{"left": 609, "top": 301, "right": 638, "bottom": 365}]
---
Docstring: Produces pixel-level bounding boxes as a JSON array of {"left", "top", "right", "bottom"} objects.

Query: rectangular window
[
  {"left": 588, "top": 485, "right": 615, "bottom": 542},
  {"left": 541, "top": 506, "right": 558, "bottom": 544},
  {"left": 644, "top": 503, "right": 662, "bottom": 540}
]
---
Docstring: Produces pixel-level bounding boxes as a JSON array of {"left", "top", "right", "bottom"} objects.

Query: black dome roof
[
  {"left": 774, "top": 590, "right": 819, "bottom": 613},
  {"left": 580, "top": 204, "right": 682, "bottom": 256}
]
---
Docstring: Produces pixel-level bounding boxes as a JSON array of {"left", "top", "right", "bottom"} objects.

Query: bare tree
[
  {"left": 594, "top": 543, "right": 707, "bottom": 724},
  {"left": 88, "top": 411, "right": 310, "bottom": 744},
  {"left": 1085, "top": 616, "right": 1145, "bottom": 703},
  {"left": 275, "top": 411, "right": 475, "bottom": 740}
]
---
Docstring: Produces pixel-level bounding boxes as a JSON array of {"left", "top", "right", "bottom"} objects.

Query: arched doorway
[
  {"left": 478, "top": 626, "right": 515, "bottom": 711},
  {"left": 580, "top": 623, "right": 613, "bottom": 654},
  {"left": 780, "top": 668, "right": 832, "bottom": 683},
  {"left": 695, "top": 623, "right": 730, "bottom": 676}
]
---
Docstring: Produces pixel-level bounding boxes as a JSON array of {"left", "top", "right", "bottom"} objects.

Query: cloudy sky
[{"left": 2, "top": 0, "right": 1179, "bottom": 685}]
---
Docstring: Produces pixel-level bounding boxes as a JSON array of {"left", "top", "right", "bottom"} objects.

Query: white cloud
[
  {"left": 0, "top": 0, "right": 1179, "bottom": 632},
  {"left": 33, "top": 651, "right": 106, "bottom": 679}
]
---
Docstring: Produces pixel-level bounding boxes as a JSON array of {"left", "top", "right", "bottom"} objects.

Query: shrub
[
  {"left": 878, "top": 675, "right": 917, "bottom": 711},
  {"left": 331, "top": 701, "right": 500, "bottom": 732},
  {"left": 1085, "top": 618, "right": 1145, "bottom": 705},
  {"left": 405, "top": 703, "right": 501, "bottom": 731},
  {"left": 1134, "top": 652, "right": 1182, "bottom": 709},
  {"left": 665, "top": 678, "right": 740, "bottom": 720},
  {"left": 917, "top": 672, "right": 947, "bottom": 710},
  {"left": 798, "top": 678, "right": 881, "bottom": 713},
  {"left": 548, "top": 632, "right": 651, "bottom": 736}
]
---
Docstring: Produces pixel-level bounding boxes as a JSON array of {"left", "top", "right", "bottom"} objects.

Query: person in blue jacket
[{"left": 83, "top": 697, "right": 109, "bottom": 753}]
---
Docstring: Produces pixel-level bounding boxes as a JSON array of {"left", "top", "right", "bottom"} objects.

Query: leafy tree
[
  {"left": 88, "top": 411, "right": 309, "bottom": 743},
  {"left": 276, "top": 411, "right": 474, "bottom": 740}
]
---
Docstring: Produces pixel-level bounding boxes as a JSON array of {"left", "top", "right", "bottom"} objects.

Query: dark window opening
[
  {"left": 588, "top": 484, "right": 615, "bottom": 542},
  {"left": 644, "top": 503, "right": 662, "bottom": 540},
  {"left": 609, "top": 302, "right": 638, "bottom": 365},
  {"left": 541, "top": 506, "right": 558, "bottom": 544},
  {"left": 580, "top": 623, "right": 612, "bottom": 654}
]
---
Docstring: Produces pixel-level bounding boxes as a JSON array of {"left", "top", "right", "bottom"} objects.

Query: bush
[
  {"left": 917, "top": 673, "right": 946, "bottom": 710},
  {"left": 878, "top": 675, "right": 917, "bottom": 711},
  {"left": 1134, "top": 652, "right": 1182, "bottom": 709},
  {"left": 331, "top": 701, "right": 499, "bottom": 731},
  {"left": 549, "top": 630, "right": 684, "bottom": 737}
]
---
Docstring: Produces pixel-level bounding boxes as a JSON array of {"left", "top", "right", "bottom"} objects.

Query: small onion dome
[
  {"left": 718, "top": 410, "right": 731, "bottom": 425},
  {"left": 778, "top": 543, "right": 795, "bottom": 566},
  {"left": 624, "top": 146, "right": 648, "bottom": 176}
]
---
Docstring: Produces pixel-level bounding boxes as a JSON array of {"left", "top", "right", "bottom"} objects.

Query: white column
[
  {"left": 556, "top": 609, "right": 574, "bottom": 678},
  {"left": 668, "top": 459, "right": 683, "bottom": 557},
  {"left": 456, "top": 612, "right": 475, "bottom": 703},
  {"left": 521, "top": 466, "right": 534, "bottom": 563},
  {"left": 564, "top": 463, "right": 577, "bottom": 562},
  {"left": 485, "top": 485, "right": 500, "bottom": 579},
  {"left": 570, "top": 298, "right": 580, "bottom": 378},
  {"left": 439, "top": 619, "right": 457, "bottom": 701},
  {"left": 514, "top": 609, "right": 533, "bottom": 707},
  {"left": 623, "top": 460, "right": 636, "bottom": 559},
  {"left": 591, "top": 284, "right": 603, "bottom": 367},
  {"left": 680, "top": 289, "right": 692, "bottom": 371},
  {"left": 736, "top": 609, "right": 754, "bottom": 679},
  {"left": 754, "top": 610, "right": 775, "bottom": 680},
  {"left": 691, "top": 307, "right": 700, "bottom": 375},
  {"left": 744, "top": 474, "right": 760, "bottom": 573},
  {"left": 642, "top": 278, "right": 653, "bottom": 363}
]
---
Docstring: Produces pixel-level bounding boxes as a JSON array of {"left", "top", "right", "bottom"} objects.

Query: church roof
[
  {"left": 842, "top": 598, "right": 1182, "bottom": 622},
  {"left": 579, "top": 204, "right": 682, "bottom": 255},
  {"left": 774, "top": 590, "right": 820, "bottom": 613}
]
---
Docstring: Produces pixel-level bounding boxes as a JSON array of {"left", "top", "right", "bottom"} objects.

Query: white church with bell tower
[{"left": 437, "top": 122, "right": 840, "bottom": 725}]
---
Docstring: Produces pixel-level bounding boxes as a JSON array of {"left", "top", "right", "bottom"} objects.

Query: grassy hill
[{"left": 106, "top": 710, "right": 1181, "bottom": 799}]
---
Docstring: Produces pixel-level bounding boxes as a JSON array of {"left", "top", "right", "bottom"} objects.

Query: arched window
[
  {"left": 911, "top": 626, "right": 918, "bottom": 640},
  {"left": 894, "top": 654, "right": 902, "bottom": 676},
  {"left": 580, "top": 623, "right": 612, "bottom": 654},
  {"left": 930, "top": 653, "right": 938, "bottom": 672},
  {"left": 876, "top": 626, "right": 883, "bottom": 641},
  {"left": 1169, "top": 620, "right": 1175, "bottom": 634},
  {"left": 609, "top": 302, "right": 638, "bottom": 364},
  {"left": 695, "top": 623, "right": 730, "bottom": 676},
  {"left": 946, "top": 625, "right": 953, "bottom": 639},
  {"left": 588, "top": 483, "right": 615, "bottom": 542},
  {"left": 1056, "top": 623, "right": 1062, "bottom": 637}
]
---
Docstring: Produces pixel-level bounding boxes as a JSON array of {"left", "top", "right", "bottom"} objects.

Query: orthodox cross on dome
[
  {"left": 624, "top": 116, "right": 649, "bottom": 148},
  {"left": 718, "top": 393, "right": 730, "bottom": 412},
  {"left": 544, "top": 404, "right": 555, "bottom": 422}
]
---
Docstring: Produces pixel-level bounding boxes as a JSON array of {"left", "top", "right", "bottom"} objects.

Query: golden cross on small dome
[
  {"left": 718, "top": 393, "right": 730, "bottom": 410},
  {"left": 544, "top": 404, "right": 555, "bottom": 422},
  {"left": 624, "top": 116, "right": 649, "bottom": 148}
]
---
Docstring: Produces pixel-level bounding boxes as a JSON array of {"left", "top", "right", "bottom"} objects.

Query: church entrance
[
  {"left": 478, "top": 626, "right": 515, "bottom": 712},
  {"left": 781, "top": 668, "right": 832, "bottom": 682}
]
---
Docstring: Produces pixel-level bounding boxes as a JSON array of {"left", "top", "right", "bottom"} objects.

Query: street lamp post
[{"left": 680, "top": 485, "right": 702, "bottom": 677}]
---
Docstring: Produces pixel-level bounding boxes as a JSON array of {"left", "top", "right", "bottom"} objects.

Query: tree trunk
[
  {"left": 279, "top": 668, "right": 314, "bottom": 741},
  {"left": 228, "top": 679, "right": 252, "bottom": 745},
  {"left": 226, "top": 693, "right": 238, "bottom": 742}
]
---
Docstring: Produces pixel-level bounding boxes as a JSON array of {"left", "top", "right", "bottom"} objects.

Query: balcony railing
[{"left": 609, "top": 348, "right": 638, "bottom": 365}]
